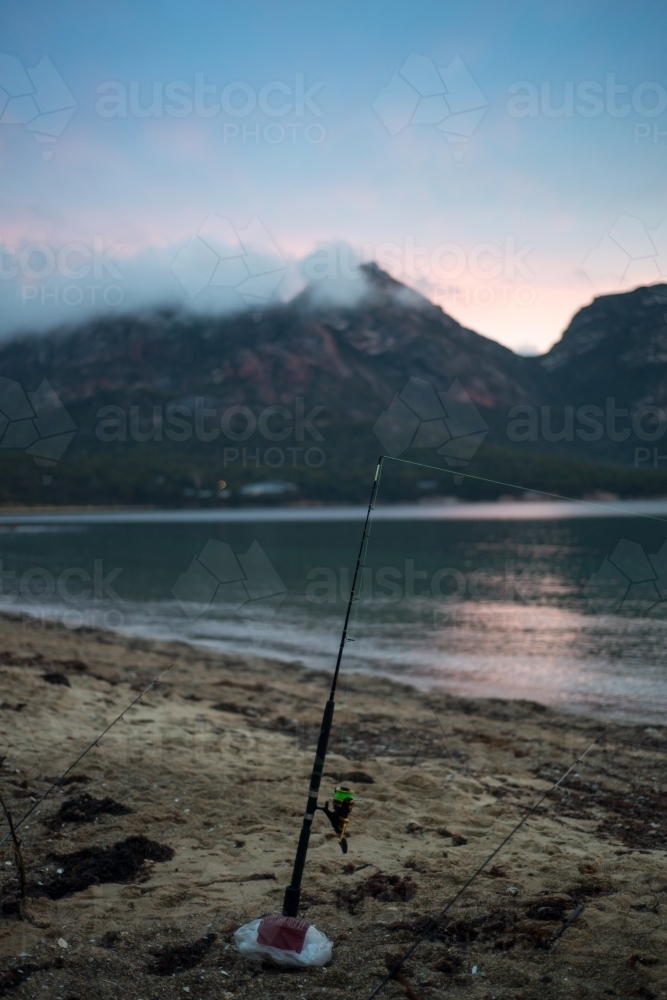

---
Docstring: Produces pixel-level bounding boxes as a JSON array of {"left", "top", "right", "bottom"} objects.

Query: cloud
[{"left": 0, "top": 237, "right": 410, "bottom": 338}]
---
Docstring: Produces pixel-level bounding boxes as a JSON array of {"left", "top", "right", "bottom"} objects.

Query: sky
[{"left": 1, "top": 0, "right": 667, "bottom": 354}]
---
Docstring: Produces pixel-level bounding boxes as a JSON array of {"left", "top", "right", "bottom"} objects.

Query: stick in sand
[
  {"left": 0, "top": 664, "right": 173, "bottom": 849},
  {"left": 0, "top": 793, "right": 26, "bottom": 901}
]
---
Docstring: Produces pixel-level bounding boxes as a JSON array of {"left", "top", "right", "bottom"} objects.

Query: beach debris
[
  {"left": 0, "top": 965, "right": 38, "bottom": 993},
  {"left": 43, "top": 774, "right": 91, "bottom": 787},
  {"left": 339, "top": 770, "right": 374, "bottom": 784},
  {"left": 44, "top": 792, "right": 131, "bottom": 830},
  {"left": 0, "top": 793, "right": 26, "bottom": 905},
  {"left": 149, "top": 933, "right": 216, "bottom": 975},
  {"left": 383, "top": 954, "right": 420, "bottom": 1000},
  {"left": 234, "top": 914, "right": 332, "bottom": 967},
  {"left": 42, "top": 672, "right": 70, "bottom": 686},
  {"left": 539, "top": 765, "right": 667, "bottom": 851},
  {"left": 409, "top": 894, "right": 589, "bottom": 954},
  {"left": 548, "top": 903, "right": 585, "bottom": 948},
  {"left": 57, "top": 938, "right": 68, "bottom": 949},
  {"left": 482, "top": 864, "right": 508, "bottom": 878},
  {"left": 431, "top": 951, "right": 462, "bottom": 974},
  {"left": 211, "top": 701, "right": 252, "bottom": 715},
  {"left": 336, "top": 872, "right": 416, "bottom": 914},
  {"left": 38, "top": 835, "right": 173, "bottom": 899},
  {"left": 629, "top": 954, "right": 660, "bottom": 967}
]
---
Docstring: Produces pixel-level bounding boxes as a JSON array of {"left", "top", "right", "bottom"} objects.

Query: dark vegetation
[
  {"left": 389, "top": 887, "right": 600, "bottom": 955},
  {"left": 0, "top": 835, "right": 173, "bottom": 915},
  {"left": 44, "top": 792, "right": 132, "bottom": 830},
  {"left": 336, "top": 872, "right": 417, "bottom": 913},
  {"left": 4, "top": 435, "right": 667, "bottom": 508},
  {"left": 41, "top": 834, "right": 173, "bottom": 898}
]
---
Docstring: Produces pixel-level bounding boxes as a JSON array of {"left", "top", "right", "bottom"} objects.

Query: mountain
[
  {"left": 527, "top": 283, "right": 667, "bottom": 465},
  {"left": 0, "top": 266, "right": 666, "bottom": 506},
  {"left": 0, "top": 263, "right": 536, "bottom": 420},
  {"left": 537, "top": 283, "right": 667, "bottom": 406}
]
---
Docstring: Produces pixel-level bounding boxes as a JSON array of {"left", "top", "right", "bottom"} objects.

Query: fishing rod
[
  {"left": 281, "top": 451, "right": 667, "bottom": 921},
  {"left": 282, "top": 456, "right": 384, "bottom": 919}
]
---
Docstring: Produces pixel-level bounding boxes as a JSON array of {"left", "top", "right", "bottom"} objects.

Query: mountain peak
[{"left": 292, "top": 259, "right": 435, "bottom": 313}]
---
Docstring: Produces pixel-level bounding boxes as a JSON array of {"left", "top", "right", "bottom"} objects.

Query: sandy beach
[{"left": 0, "top": 611, "right": 665, "bottom": 999}]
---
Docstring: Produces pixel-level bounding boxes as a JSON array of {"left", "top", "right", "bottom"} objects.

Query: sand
[{"left": 0, "top": 611, "right": 665, "bottom": 999}]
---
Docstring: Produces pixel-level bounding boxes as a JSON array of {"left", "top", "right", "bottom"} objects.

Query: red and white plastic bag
[{"left": 234, "top": 913, "right": 332, "bottom": 967}]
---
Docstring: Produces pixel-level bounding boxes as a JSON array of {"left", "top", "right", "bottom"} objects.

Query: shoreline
[
  {"left": 0, "top": 612, "right": 665, "bottom": 997},
  {"left": 1, "top": 495, "right": 667, "bottom": 525},
  {"left": 10, "top": 603, "right": 667, "bottom": 729}
]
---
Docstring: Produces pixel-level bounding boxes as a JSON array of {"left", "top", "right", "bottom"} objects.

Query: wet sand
[{"left": 0, "top": 611, "right": 665, "bottom": 999}]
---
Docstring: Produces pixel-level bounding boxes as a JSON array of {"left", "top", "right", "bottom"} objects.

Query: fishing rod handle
[{"left": 282, "top": 698, "right": 335, "bottom": 917}]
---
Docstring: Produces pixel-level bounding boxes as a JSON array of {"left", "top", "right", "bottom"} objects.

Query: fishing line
[
  {"left": 342, "top": 455, "right": 664, "bottom": 994},
  {"left": 365, "top": 736, "right": 600, "bottom": 1000},
  {"left": 331, "top": 457, "right": 384, "bottom": 785},
  {"left": 0, "top": 664, "right": 173, "bottom": 849},
  {"left": 600, "top": 736, "right": 667, "bottom": 754},
  {"left": 387, "top": 455, "right": 667, "bottom": 525}
]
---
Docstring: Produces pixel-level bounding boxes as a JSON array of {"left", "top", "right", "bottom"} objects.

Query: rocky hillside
[
  {"left": 537, "top": 283, "right": 667, "bottom": 408},
  {"left": 1, "top": 266, "right": 667, "bottom": 505},
  {"left": 0, "top": 264, "right": 536, "bottom": 424}
]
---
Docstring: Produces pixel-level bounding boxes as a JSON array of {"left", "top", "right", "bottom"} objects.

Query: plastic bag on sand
[{"left": 234, "top": 914, "right": 333, "bottom": 967}]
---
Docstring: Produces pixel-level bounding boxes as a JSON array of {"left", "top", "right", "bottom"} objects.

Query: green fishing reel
[{"left": 319, "top": 785, "right": 354, "bottom": 854}]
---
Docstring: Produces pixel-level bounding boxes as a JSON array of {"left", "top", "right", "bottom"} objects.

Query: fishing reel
[{"left": 318, "top": 785, "right": 354, "bottom": 854}]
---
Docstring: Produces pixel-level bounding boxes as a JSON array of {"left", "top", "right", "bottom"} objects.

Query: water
[{"left": 2, "top": 500, "right": 667, "bottom": 724}]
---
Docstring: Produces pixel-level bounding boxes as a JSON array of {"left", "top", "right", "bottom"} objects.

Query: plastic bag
[{"left": 234, "top": 914, "right": 333, "bottom": 967}]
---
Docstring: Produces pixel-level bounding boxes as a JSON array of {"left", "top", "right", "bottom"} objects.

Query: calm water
[{"left": 2, "top": 500, "right": 667, "bottom": 724}]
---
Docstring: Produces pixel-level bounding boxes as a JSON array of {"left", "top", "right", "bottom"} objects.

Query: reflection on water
[{"left": 1, "top": 510, "right": 667, "bottom": 723}]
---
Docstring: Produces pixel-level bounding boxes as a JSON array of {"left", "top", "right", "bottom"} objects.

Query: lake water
[{"left": 2, "top": 499, "right": 667, "bottom": 724}]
